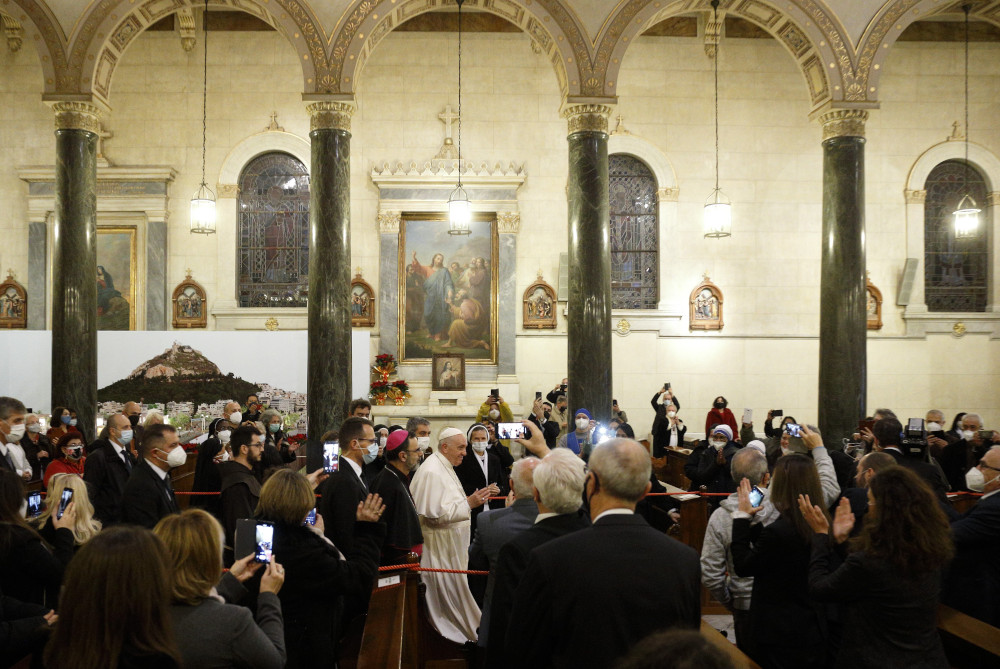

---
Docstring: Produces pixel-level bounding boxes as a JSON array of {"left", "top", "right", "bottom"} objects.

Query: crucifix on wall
[{"left": 435, "top": 104, "right": 459, "bottom": 160}]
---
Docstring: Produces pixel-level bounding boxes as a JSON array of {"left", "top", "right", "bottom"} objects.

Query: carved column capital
[
  {"left": 904, "top": 189, "right": 927, "bottom": 204},
  {"left": 49, "top": 101, "right": 104, "bottom": 134},
  {"left": 377, "top": 210, "right": 401, "bottom": 234},
  {"left": 497, "top": 212, "right": 520, "bottom": 234},
  {"left": 819, "top": 109, "right": 868, "bottom": 141},
  {"left": 306, "top": 100, "right": 355, "bottom": 132},
  {"left": 561, "top": 103, "right": 614, "bottom": 136}
]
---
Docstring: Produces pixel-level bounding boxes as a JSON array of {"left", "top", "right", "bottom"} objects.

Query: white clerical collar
[
  {"left": 344, "top": 456, "right": 363, "bottom": 479},
  {"left": 983, "top": 488, "right": 1000, "bottom": 500},
  {"left": 144, "top": 459, "right": 169, "bottom": 480},
  {"left": 534, "top": 512, "right": 559, "bottom": 524},
  {"left": 593, "top": 508, "right": 634, "bottom": 523}
]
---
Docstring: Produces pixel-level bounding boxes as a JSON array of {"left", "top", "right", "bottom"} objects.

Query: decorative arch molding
[
  {"left": 332, "top": 0, "right": 584, "bottom": 98},
  {"left": 5, "top": 0, "right": 65, "bottom": 96},
  {"left": 605, "top": 0, "right": 839, "bottom": 112},
  {"left": 217, "top": 130, "right": 311, "bottom": 191},
  {"left": 608, "top": 132, "right": 678, "bottom": 312},
  {"left": 902, "top": 139, "right": 1000, "bottom": 334},
  {"left": 69, "top": 0, "right": 319, "bottom": 104}
]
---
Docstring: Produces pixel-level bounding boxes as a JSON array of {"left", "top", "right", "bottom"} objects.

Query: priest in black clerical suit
[
  {"left": 370, "top": 430, "right": 423, "bottom": 565},
  {"left": 454, "top": 424, "right": 509, "bottom": 534}
]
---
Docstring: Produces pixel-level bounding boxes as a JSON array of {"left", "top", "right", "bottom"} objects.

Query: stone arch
[
  {"left": 597, "top": 0, "right": 843, "bottom": 112},
  {"left": 67, "top": 0, "right": 321, "bottom": 104},
  {"left": 331, "top": 0, "right": 585, "bottom": 98},
  {"left": 4, "top": 0, "right": 66, "bottom": 96},
  {"left": 907, "top": 141, "right": 1000, "bottom": 194},
  {"left": 859, "top": 0, "right": 1000, "bottom": 107}
]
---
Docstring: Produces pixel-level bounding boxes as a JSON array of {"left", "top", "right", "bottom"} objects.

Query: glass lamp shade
[
  {"left": 190, "top": 183, "right": 217, "bottom": 234},
  {"left": 448, "top": 185, "right": 472, "bottom": 235},
  {"left": 703, "top": 188, "right": 732, "bottom": 239},
  {"left": 953, "top": 194, "right": 981, "bottom": 239}
]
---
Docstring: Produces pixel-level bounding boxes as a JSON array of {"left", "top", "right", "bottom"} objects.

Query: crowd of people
[{"left": 0, "top": 384, "right": 996, "bottom": 669}]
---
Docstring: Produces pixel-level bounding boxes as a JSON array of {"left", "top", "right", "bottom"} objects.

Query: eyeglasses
[
  {"left": 356, "top": 437, "right": 377, "bottom": 445},
  {"left": 980, "top": 464, "right": 1000, "bottom": 473}
]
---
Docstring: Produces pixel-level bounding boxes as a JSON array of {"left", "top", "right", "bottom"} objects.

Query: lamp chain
[
  {"left": 201, "top": 0, "right": 209, "bottom": 190},
  {"left": 457, "top": 0, "right": 463, "bottom": 188},
  {"left": 963, "top": 2, "right": 970, "bottom": 195},
  {"left": 713, "top": 0, "right": 720, "bottom": 193}
]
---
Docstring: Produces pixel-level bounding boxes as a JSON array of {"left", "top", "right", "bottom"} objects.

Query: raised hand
[
  {"left": 832, "top": 497, "right": 856, "bottom": 544},
  {"left": 736, "top": 478, "right": 761, "bottom": 515},
  {"left": 260, "top": 560, "right": 285, "bottom": 595},
  {"left": 796, "top": 494, "right": 830, "bottom": 534},
  {"left": 356, "top": 494, "right": 385, "bottom": 522}
]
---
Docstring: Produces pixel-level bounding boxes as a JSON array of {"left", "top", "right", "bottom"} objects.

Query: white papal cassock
[{"left": 410, "top": 450, "right": 481, "bottom": 643}]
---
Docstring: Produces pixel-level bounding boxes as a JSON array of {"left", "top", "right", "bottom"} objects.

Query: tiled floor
[{"left": 702, "top": 614, "right": 736, "bottom": 645}]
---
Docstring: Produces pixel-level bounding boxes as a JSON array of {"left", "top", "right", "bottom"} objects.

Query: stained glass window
[
  {"left": 237, "top": 152, "right": 310, "bottom": 307},
  {"left": 609, "top": 154, "right": 659, "bottom": 310},
  {"left": 924, "top": 160, "right": 988, "bottom": 312}
]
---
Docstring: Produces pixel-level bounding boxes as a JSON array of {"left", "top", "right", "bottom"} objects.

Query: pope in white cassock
[{"left": 410, "top": 426, "right": 496, "bottom": 643}]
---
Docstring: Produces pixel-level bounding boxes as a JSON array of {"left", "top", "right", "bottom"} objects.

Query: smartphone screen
[
  {"left": 748, "top": 486, "right": 764, "bottom": 508},
  {"left": 26, "top": 492, "right": 42, "bottom": 518},
  {"left": 665, "top": 382, "right": 671, "bottom": 390},
  {"left": 57, "top": 488, "right": 74, "bottom": 519},
  {"left": 304, "top": 508, "right": 317, "bottom": 526},
  {"left": 772, "top": 409, "right": 783, "bottom": 417},
  {"left": 742, "top": 408, "right": 753, "bottom": 424},
  {"left": 254, "top": 522, "right": 274, "bottom": 563},
  {"left": 491, "top": 388, "right": 500, "bottom": 398},
  {"left": 535, "top": 391, "right": 542, "bottom": 400},
  {"left": 497, "top": 422, "right": 526, "bottom": 440},
  {"left": 784, "top": 423, "right": 803, "bottom": 437},
  {"left": 323, "top": 441, "right": 340, "bottom": 474}
]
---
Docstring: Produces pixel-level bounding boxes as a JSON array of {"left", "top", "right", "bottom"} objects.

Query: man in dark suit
[
  {"left": 84, "top": 412, "right": 136, "bottom": 525},
  {"left": 121, "top": 423, "right": 182, "bottom": 528},
  {"left": 468, "top": 456, "right": 539, "bottom": 639},
  {"left": 487, "top": 448, "right": 588, "bottom": 668},
  {"left": 454, "top": 424, "right": 507, "bottom": 535},
  {"left": 873, "top": 417, "right": 948, "bottom": 502},
  {"left": 0, "top": 397, "right": 27, "bottom": 475},
  {"left": 944, "top": 445, "right": 1000, "bottom": 627},
  {"left": 527, "top": 397, "right": 560, "bottom": 449},
  {"left": 507, "top": 438, "right": 701, "bottom": 669}
]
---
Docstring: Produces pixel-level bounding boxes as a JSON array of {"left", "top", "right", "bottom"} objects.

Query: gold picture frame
[
  {"left": 351, "top": 271, "right": 376, "bottom": 328},
  {"left": 432, "top": 353, "right": 466, "bottom": 391},
  {"left": 398, "top": 213, "right": 498, "bottom": 363},
  {"left": 172, "top": 271, "right": 207, "bottom": 329},
  {"left": 522, "top": 276, "right": 557, "bottom": 329},
  {"left": 866, "top": 274, "right": 883, "bottom": 330},
  {"left": 689, "top": 274, "right": 723, "bottom": 331},
  {"left": 97, "top": 226, "right": 137, "bottom": 331},
  {"left": 0, "top": 271, "right": 27, "bottom": 329}
]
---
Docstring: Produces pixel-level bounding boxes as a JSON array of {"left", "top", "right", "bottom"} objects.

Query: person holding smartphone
[
  {"left": 650, "top": 385, "right": 684, "bottom": 457},
  {"left": 527, "top": 397, "right": 560, "bottom": 450},
  {"left": 0, "top": 469, "right": 76, "bottom": 607}
]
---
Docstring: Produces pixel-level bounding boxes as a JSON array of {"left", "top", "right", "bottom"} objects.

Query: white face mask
[
  {"left": 229, "top": 412, "right": 243, "bottom": 425},
  {"left": 926, "top": 422, "right": 942, "bottom": 432},
  {"left": 575, "top": 418, "right": 590, "bottom": 430},
  {"left": 217, "top": 430, "right": 232, "bottom": 444},
  {"left": 488, "top": 409, "right": 501, "bottom": 420},
  {"left": 710, "top": 439, "right": 727, "bottom": 449},
  {"left": 219, "top": 449, "right": 231, "bottom": 462},
  {"left": 27, "top": 424, "right": 41, "bottom": 434},
  {"left": 962, "top": 430, "right": 976, "bottom": 441},
  {"left": 471, "top": 441, "right": 488, "bottom": 454},
  {"left": 162, "top": 445, "right": 187, "bottom": 469},
  {"left": 6, "top": 424, "right": 25, "bottom": 443},
  {"left": 416, "top": 436, "right": 431, "bottom": 451},
  {"left": 667, "top": 410, "right": 677, "bottom": 419},
  {"left": 379, "top": 436, "right": 388, "bottom": 449},
  {"left": 781, "top": 446, "right": 792, "bottom": 456},
  {"left": 68, "top": 419, "right": 77, "bottom": 427}
]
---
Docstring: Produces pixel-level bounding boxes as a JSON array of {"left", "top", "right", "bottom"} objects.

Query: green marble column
[
  {"left": 563, "top": 104, "right": 613, "bottom": 427},
  {"left": 305, "top": 101, "right": 354, "bottom": 472},
  {"left": 50, "top": 102, "right": 101, "bottom": 442},
  {"left": 818, "top": 109, "right": 869, "bottom": 448}
]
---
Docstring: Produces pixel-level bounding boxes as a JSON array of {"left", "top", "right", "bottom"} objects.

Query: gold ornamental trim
[
  {"left": 820, "top": 109, "right": 868, "bottom": 141},
  {"left": 306, "top": 101, "right": 354, "bottom": 132},
  {"left": 497, "top": 212, "right": 521, "bottom": 234},
  {"left": 377, "top": 210, "right": 401, "bottom": 234},
  {"left": 51, "top": 101, "right": 103, "bottom": 135},
  {"left": 904, "top": 189, "right": 926, "bottom": 205},
  {"left": 561, "top": 104, "right": 613, "bottom": 136}
]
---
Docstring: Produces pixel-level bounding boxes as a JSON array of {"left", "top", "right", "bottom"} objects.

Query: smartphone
[
  {"left": 497, "top": 422, "right": 526, "bottom": 440},
  {"left": 665, "top": 382, "right": 671, "bottom": 391},
  {"left": 613, "top": 399, "right": 618, "bottom": 405},
  {"left": 979, "top": 429, "right": 992, "bottom": 441},
  {"left": 772, "top": 409, "right": 783, "bottom": 417},
  {"left": 784, "top": 423, "right": 803, "bottom": 437},
  {"left": 742, "top": 408, "right": 753, "bottom": 424},
  {"left": 304, "top": 508, "right": 317, "bottom": 526},
  {"left": 560, "top": 383, "right": 567, "bottom": 391},
  {"left": 535, "top": 391, "right": 542, "bottom": 400},
  {"left": 57, "top": 488, "right": 74, "bottom": 519},
  {"left": 323, "top": 441, "right": 340, "bottom": 474},
  {"left": 858, "top": 419, "right": 876, "bottom": 433},
  {"left": 491, "top": 388, "right": 500, "bottom": 398},
  {"left": 748, "top": 486, "right": 764, "bottom": 508},
  {"left": 254, "top": 522, "right": 275, "bottom": 563},
  {"left": 26, "top": 492, "right": 42, "bottom": 518}
]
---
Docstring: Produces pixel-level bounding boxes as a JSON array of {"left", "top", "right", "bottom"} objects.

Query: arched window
[
  {"left": 609, "top": 154, "right": 658, "bottom": 310},
  {"left": 237, "top": 152, "right": 310, "bottom": 307},
  {"left": 923, "top": 160, "right": 988, "bottom": 312}
]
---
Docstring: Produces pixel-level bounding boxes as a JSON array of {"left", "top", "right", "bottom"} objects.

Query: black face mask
[
  {"left": 544, "top": 411, "right": 551, "bottom": 419},
  {"left": 714, "top": 400, "right": 727, "bottom": 410},
  {"left": 128, "top": 414, "right": 140, "bottom": 428}
]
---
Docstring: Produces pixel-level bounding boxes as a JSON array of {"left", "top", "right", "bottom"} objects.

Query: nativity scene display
[{"left": 400, "top": 216, "right": 498, "bottom": 362}]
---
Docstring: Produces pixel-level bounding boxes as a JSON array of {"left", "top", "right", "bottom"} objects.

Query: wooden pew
[
  {"left": 937, "top": 604, "right": 1000, "bottom": 668},
  {"left": 700, "top": 620, "right": 761, "bottom": 669}
]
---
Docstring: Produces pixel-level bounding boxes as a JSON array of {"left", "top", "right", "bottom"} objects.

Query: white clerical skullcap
[
  {"left": 746, "top": 440, "right": 767, "bottom": 457},
  {"left": 438, "top": 427, "right": 464, "bottom": 443}
]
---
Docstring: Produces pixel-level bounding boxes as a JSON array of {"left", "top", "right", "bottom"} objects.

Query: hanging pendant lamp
[
  {"left": 704, "top": 0, "right": 731, "bottom": 239},
  {"left": 190, "top": 0, "right": 216, "bottom": 234},
  {"left": 447, "top": 0, "right": 471, "bottom": 235},
  {"left": 954, "top": 3, "right": 980, "bottom": 239}
]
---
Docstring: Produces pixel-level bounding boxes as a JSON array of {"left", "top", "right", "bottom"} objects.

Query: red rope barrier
[
  {"left": 169, "top": 489, "right": 984, "bottom": 499},
  {"left": 376, "top": 563, "right": 489, "bottom": 576}
]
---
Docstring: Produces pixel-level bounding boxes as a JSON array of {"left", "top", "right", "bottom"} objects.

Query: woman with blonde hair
[
  {"left": 34, "top": 473, "right": 101, "bottom": 549},
  {"left": 153, "top": 509, "right": 286, "bottom": 669},
  {"left": 254, "top": 468, "right": 385, "bottom": 668}
]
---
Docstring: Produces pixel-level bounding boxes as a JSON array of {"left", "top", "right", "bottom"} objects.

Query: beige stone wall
[{"left": 2, "top": 27, "right": 999, "bottom": 434}]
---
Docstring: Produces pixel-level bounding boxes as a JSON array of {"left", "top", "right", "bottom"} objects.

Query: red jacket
[{"left": 705, "top": 408, "right": 738, "bottom": 439}]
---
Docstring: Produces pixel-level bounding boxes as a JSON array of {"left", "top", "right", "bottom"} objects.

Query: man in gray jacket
[{"left": 700, "top": 431, "right": 840, "bottom": 653}]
